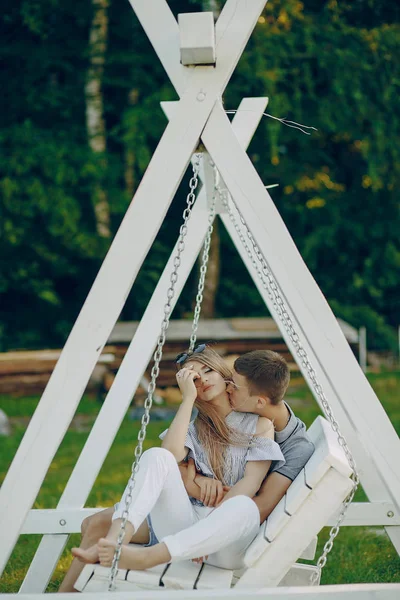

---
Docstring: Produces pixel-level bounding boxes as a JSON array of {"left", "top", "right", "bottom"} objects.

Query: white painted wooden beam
[
  {"left": 2, "top": 583, "right": 400, "bottom": 599},
  {"left": 179, "top": 12, "right": 216, "bottom": 65}
]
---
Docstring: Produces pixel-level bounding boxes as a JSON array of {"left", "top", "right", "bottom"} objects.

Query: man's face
[{"left": 227, "top": 369, "right": 261, "bottom": 413}]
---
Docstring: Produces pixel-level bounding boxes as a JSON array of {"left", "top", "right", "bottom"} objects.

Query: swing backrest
[{"left": 237, "top": 415, "right": 353, "bottom": 588}]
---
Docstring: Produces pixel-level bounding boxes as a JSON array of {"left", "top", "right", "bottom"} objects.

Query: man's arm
[
  {"left": 179, "top": 460, "right": 201, "bottom": 498},
  {"left": 252, "top": 471, "right": 292, "bottom": 524},
  {"left": 180, "top": 459, "right": 230, "bottom": 506}
]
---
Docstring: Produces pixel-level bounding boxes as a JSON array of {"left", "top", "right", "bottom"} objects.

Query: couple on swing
[{"left": 59, "top": 345, "right": 314, "bottom": 592}]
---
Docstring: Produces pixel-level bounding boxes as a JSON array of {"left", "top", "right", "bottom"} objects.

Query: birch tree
[{"left": 85, "top": 0, "right": 110, "bottom": 238}]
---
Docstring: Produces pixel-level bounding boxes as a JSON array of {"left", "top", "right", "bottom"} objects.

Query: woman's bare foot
[
  {"left": 97, "top": 539, "right": 171, "bottom": 571},
  {"left": 71, "top": 543, "right": 99, "bottom": 564}
]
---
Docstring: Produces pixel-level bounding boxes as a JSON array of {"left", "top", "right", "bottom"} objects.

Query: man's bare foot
[
  {"left": 97, "top": 538, "right": 166, "bottom": 571},
  {"left": 71, "top": 543, "right": 99, "bottom": 564}
]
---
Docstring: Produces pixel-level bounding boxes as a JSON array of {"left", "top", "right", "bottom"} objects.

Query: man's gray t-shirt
[{"left": 269, "top": 402, "right": 314, "bottom": 481}]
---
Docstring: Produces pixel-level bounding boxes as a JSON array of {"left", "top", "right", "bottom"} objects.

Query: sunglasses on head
[{"left": 175, "top": 343, "right": 206, "bottom": 365}]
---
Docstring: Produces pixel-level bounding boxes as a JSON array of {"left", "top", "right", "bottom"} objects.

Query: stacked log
[
  {"left": 0, "top": 349, "right": 115, "bottom": 396},
  {"left": 0, "top": 339, "right": 296, "bottom": 397}
]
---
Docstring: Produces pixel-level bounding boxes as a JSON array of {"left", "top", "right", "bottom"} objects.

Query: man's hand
[
  {"left": 179, "top": 459, "right": 201, "bottom": 499},
  {"left": 180, "top": 458, "right": 230, "bottom": 505},
  {"left": 192, "top": 555, "right": 209, "bottom": 564},
  {"left": 195, "top": 475, "right": 230, "bottom": 507}
]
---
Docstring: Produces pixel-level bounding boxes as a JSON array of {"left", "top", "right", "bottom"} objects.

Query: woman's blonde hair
[{"left": 177, "top": 346, "right": 249, "bottom": 484}]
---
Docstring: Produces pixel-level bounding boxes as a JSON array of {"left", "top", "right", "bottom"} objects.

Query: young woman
[{"left": 73, "top": 345, "right": 285, "bottom": 572}]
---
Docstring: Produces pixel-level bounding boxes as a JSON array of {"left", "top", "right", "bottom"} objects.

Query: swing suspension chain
[
  {"left": 217, "top": 182, "right": 360, "bottom": 584},
  {"left": 189, "top": 161, "right": 218, "bottom": 351},
  {"left": 108, "top": 154, "right": 201, "bottom": 591}
]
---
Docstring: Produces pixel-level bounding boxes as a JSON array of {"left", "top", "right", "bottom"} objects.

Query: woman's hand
[
  {"left": 195, "top": 476, "right": 231, "bottom": 507},
  {"left": 176, "top": 367, "right": 199, "bottom": 404}
]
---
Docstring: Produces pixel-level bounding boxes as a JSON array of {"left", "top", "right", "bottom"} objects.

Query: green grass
[{"left": 1, "top": 372, "right": 399, "bottom": 592}]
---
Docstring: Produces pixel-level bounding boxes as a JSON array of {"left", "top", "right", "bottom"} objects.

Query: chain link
[
  {"left": 189, "top": 160, "right": 218, "bottom": 351},
  {"left": 108, "top": 154, "right": 201, "bottom": 591},
  {"left": 218, "top": 182, "right": 360, "bottom": 585}
]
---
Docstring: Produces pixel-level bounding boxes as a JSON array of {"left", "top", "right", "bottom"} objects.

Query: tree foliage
[{"left": 0, "top": 0, "right": 399, "bottom": 350}]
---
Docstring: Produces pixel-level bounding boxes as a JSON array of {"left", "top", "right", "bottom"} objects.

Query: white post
[{"left": 359, "top": 326, "right": 367, "bottom": 373}]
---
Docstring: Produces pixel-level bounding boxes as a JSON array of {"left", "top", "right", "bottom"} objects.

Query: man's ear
[{"left": 256, "top": 395, "right": 269, "bottom": 409}]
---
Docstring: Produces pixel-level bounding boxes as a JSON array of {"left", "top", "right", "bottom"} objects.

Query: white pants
[{"left": 113, "top": 447, "right": 260, "bottom": 569}]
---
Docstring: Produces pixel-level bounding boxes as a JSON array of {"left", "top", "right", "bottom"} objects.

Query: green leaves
[{"left": 0, "top": 0, "right": 399, "bottom": 350}]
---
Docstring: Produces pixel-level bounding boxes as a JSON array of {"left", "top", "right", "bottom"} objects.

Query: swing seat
[{"left": 75, "top": 416, "right": 353, "bottom": 592}]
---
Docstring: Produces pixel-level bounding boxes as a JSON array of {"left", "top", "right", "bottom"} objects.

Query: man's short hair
[{"left": 234, "top": 350, "right": 290, "bottom": 405}]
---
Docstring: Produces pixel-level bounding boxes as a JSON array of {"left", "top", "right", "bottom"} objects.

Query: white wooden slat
[
  {"left": 264, "top": 496, "right": 290, "bottom": 542},
  {"left": 327, "top": 502, "right": 400, "bottom": 526},
  {"left": 244, "top": 528, "right": 317, "bottom": 568},
  {"left": 311, "top": 417, "right": 353, "bottom": 478},
  {"left": 127, "top": 0, "right": 189, "bottom": 96},
  {"left": 75, "top": 564, "right": 166, "bottom": 592},
  {"left": 126, "top": 564, "right": 166, "bottom": 588},
  {"left": 161, "top": 97, "right": 270, "bottom": 160},
  {"left": 21, "top": 508, "right": 101, "bottom": 535},
  {"left": 278, "top": 563, "right": 320, "bottom": 587},
  {"left": 5, "top": 583, "right": 400, "bottom": 600},
  {"left": 162, "top": 562, "right": 203, "bottom": 590},
  {"left": 161, "top": 561, "right": 233, "bottom": 590},
  {"left": 179, "top": 13, "right": 216, "bottom": 66},
  {"left": 284, "top": 470, "right": 311, "bottom": 516},
  {"left": 197, "top": 564, "right": 234, "bottom": 590},
  {"left": 305, "top": 419, "right": 352, "bottom": 488},
  {"left": 299, "top": 536, "right": 317, "bottom": 561},
  {"left": 75, "top": 562, "right": 233, "bottom": 592},
  {"left": 241, "top": 469, "right": 354, "bottom": 587},
  {"left": 243, "top": 524, "right": 271, "bottom": 567}
]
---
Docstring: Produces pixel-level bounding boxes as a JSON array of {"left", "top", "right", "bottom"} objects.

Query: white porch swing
[
  {"left": 1, "top": 2, "right": 399, "bottom": 598},
  {"left": 74, "top": 158, "right": 358, "bottom": 592}
]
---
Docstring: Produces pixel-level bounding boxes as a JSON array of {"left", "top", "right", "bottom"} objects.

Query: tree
[{"left": 86, "top": 0, "right": 111, "bottom": 238}]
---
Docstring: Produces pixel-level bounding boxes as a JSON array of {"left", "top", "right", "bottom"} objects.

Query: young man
[
  {"left": 58, "top": 350, "right": 314, "bottom": 592},
  {"left": 227, "top": 350, "right": 314, "bottom": 521}
]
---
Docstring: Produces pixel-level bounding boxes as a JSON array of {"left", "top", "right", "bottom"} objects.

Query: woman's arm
[
  {"left": 220, "top": 460, "right": 271, "bottom": 503},
  {"left": 217, "top": 417, "right": 274, "bottom": 504},
  {"left": 161, "top": 368, "right": 198, "bottom": 462}
]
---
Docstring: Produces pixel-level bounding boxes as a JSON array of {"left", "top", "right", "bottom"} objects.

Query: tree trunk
[
  {"left": 124, "top": 88, "right": 139, "bottom": 198},
  {"left": 200, "top": 218, "right": 221, "bottom": 318},
  {"left": 85, "top": 0, "right": 111, "bottom": 238},
  {"left": 196, "top": 0, "right": 221, "bottom": 319},
  {"left": 204, "top": 0, "right": 220, "bottom": 17}
]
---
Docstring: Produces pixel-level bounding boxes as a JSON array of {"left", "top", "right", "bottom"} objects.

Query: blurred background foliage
[{"left": 0, "top": 0, "right": 399, "bottom": 351}]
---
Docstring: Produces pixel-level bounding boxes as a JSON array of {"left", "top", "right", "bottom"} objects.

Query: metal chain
[
  {"left": 108, "top": 154, "right": 201, "bottom": 591},
  {"left": 189, "top": 161, "right": 218, "bottom": 351},
  {"left": 218, "top": 182, "right": 360, "bottom": 585}
]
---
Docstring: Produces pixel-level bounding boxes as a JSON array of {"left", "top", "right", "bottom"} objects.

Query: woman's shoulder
[
  {"left": 226, "top": 410, "right": 259, "bottom": 431},
  {"left": 255, "top": 416, "right": 274, "bottom": 438}
]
